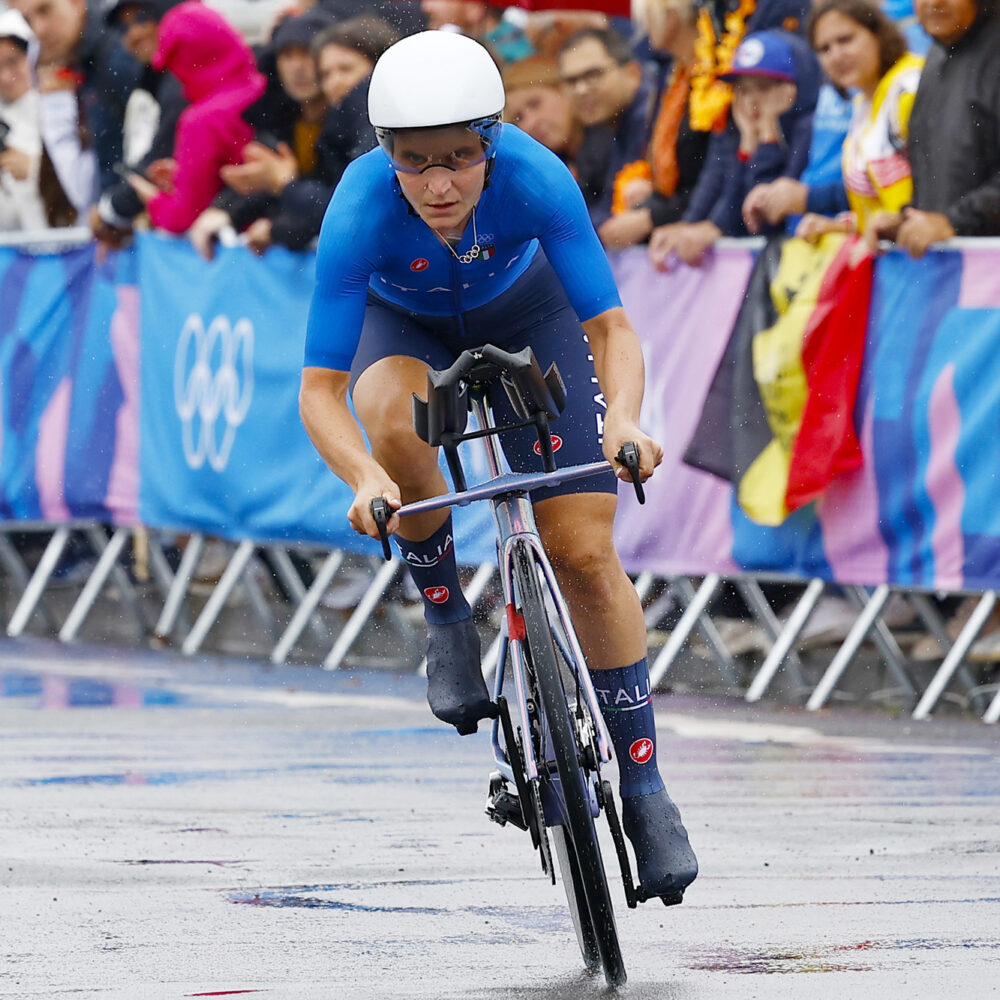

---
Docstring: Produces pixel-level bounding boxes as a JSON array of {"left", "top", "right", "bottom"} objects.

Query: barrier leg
[
  {"left": 745, "top": 578, "right": 825, "bottom": 703},
  {"left": 265, "top": 546, "right": 330, "bottom": 646},
  {"left": 240, "top": 558, "right": 277, "bottom": 639},
  {"left": 735, "top": 579, "right": 807, "bottom": 690},
  {"left": 807, "top": 585, "right": 891, "bottom": 711},
  {"left": 0, "top": 530, "right": 57, "bottom": 630},
  {"left": 271, "top": 549, "right": 345, "bottom": 665},
  {"left": 146, "top": 534, "right": 192, "bottom": 636},
  {"left": 843, "top": 585, "right": 916, "bottom": 700},
  {"left": 674, "top": 576, "right": 736, "bottom": 685},
  {"left": 59, "top": 527, "right": 131, "bottom": 642},
  {"left": 7, "top": 527, "right": 71, "bottom": 636},
  {"left": 324, "top": 558, "right": 400, "bottom": 671},
  {"left": 84, "top": 526, "right": 149, "bottom": 637},
  {"left": 913, "top": 590, "right": 997, "bottom": 720},
  {"left": 154, "top": 533, "right": 203, "bottom": 641},
  {"left": 417, "top": 562, "right": 496, "bottom": 677},
  {"left": 908, "top": 592, "right": 980, "bottom": 698},
  {"left": 643, "top": 578, "right": 680, "bottom": 630},
  {"left": 181, "top": 540, "right": 256, "bottom": 655},
  {"left": 983, "top": 685, "right": 1000, "bottom": 724},
  {"left": 649, "top": 574, "right": 721, "bottom": 690}
]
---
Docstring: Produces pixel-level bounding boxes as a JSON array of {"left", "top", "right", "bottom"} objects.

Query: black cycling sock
[
  {"left": 590, "top": 657, "right": 665, "bottom": 798},
  {"left": 394, "top": 514, "right": 472, "bottom": 625}
]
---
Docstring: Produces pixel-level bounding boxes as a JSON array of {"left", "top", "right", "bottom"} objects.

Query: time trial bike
[{"left": 371, "top": 343, "right": 656, "bottom": 988}]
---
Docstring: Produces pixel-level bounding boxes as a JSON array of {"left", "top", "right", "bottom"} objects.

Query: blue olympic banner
[{"left": 136, "top": 234, "right": 495, "bottom": 561}]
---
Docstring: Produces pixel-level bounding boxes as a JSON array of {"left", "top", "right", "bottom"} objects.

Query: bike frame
[{"left": 391, "top": 390, "right": 614, "bottom": 785}]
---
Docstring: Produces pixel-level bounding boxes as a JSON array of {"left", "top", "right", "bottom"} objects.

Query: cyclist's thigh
[
  {"left": 479, "top": 274, "right": 615, "bottom": 503},
  {"left": 349, "top": 294, "right": 454, "bottom": 398}
]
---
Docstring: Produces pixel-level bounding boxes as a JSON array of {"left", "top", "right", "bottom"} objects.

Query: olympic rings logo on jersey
[{"left": 174, "top": 314, "right": 254, "bottom": 472}]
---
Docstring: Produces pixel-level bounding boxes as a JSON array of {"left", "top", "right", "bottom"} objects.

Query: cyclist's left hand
[{"left": 603, "top": 414, "right": 662, "bottom": 483}]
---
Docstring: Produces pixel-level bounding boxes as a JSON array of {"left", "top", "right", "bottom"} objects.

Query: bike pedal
[
  {"left": 485, "top": 772, "right": 528, "bottom": 831},
  {"left": 636, "top": 884, "right": 685, "bottom": 907}
]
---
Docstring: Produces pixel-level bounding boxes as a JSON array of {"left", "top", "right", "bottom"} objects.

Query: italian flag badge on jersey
[{"left": 477, "top": 245, "right": 495, "bottom": 261}]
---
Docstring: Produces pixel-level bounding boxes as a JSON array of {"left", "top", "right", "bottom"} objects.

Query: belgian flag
[{"left": 685, "top": 234, "right": 873, "bottom": 525}]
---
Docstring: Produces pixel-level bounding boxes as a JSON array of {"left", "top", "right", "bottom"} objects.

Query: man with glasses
[{"left": 557, "top": 26, "right": 653, "bottom": 227}]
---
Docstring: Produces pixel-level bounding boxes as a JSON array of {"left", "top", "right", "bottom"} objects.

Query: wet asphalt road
[{"left": 1, "top": 639, "right": 999, "bottom": 1000}]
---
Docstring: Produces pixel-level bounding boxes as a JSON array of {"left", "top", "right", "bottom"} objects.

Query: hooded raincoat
[{"left": 147, "top": 2, "right": 265, "bottom": 233}]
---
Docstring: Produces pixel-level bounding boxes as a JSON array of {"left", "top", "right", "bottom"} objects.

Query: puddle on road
[
  {"left": 1, "top": 670, "right": 187, "bottom": 709},
  {"left": 228, "top": 888, "right": 445, "bottom": 914}
]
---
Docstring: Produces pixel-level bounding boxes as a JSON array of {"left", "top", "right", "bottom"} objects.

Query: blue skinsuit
[{"left": 304, "top": 124, "right": 624, "bottom": 498}]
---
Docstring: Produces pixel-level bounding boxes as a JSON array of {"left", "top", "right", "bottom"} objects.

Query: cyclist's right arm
[
  {"left": 299, "top": 367, "right": 401, "bottom": 539},
  {"left": 300, "top": 153, "right": 401, "bottom": 539}
]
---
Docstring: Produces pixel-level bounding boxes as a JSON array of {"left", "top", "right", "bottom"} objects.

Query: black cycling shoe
[
  {"left": 426, "top": 618, "right": 497, "bottom": 735},
  {"left": 622, "top": 787, "right": 698, "bottom": 905}
]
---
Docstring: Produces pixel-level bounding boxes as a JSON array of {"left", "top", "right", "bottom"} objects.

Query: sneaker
[
  {"left": 622, "top": 787, "right": 698, "bottom": 905},
  {"left": 425, "top": 619, "right": 496, "bottom": 735}
]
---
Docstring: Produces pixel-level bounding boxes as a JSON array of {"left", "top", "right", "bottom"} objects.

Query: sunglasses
[{"left": 388, "top": 147, "right": 489, "bottom": 175}]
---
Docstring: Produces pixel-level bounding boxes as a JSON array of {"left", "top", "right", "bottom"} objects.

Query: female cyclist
[{"left": 299, "top": 30, "right": 697, "bottom": 904}]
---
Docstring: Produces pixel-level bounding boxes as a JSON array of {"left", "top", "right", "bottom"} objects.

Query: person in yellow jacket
[{"left": 793, "top": 0, "right": 923, "bottom": 241}]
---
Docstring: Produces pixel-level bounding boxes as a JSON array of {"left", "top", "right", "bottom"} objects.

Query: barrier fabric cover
[{"left": 4, "top": 235, "right": 1000, "bottom": 588}]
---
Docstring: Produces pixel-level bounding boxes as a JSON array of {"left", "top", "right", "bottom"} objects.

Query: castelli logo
[
  {"left": 532, "top": 435, "right": 563, "bottom": 456},
  {"left": 629, "top": 738, "right": 654, "bottom": 764},
  {"left": 410, "top": 258, "right": 429, "bottom": 272},
  {"left": 424, "top": 586, "right": 450, "bottom": 604}
]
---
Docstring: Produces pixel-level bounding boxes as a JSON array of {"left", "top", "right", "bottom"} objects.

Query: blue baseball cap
[{"left": 719, "top": 30, "right": 796, "bottom": 83}]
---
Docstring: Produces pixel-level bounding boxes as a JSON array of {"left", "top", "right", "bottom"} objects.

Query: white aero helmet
[{"left": 368, "top": 31, "right": 506, "bottom": 171}]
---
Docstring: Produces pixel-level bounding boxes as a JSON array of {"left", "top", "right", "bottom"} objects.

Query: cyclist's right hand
[{"left": 349, "top": 473, "right": 401, "bottom": 540}]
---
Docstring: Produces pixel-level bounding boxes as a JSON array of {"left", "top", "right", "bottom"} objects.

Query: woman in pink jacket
[{"left": 131, "top": 2, "right": 265, "bottom": 233}]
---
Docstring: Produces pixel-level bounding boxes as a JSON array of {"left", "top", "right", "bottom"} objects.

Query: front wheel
[{"left": 513, "top": 544, "right": 626, "bottom": 988}]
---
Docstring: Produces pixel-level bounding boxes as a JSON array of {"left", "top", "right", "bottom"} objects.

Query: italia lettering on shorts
[{"left": 402, "top": 535, "right": 454, "bottom": 568}]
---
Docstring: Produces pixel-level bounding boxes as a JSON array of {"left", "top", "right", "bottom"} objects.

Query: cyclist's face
[{"left": 393, "top": 126, "right": 488, "bottom": 233}]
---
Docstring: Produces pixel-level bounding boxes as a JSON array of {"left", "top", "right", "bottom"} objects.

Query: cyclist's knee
[{"left": 548, "top": 538, "right": 622, "bottom": 603}]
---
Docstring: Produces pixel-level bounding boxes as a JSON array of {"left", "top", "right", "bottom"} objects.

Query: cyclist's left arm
[
  {"left": 584, "top": 307, "right": 663, "bottom": 483},
  {"left": 509, "top": 134, "right": 661, "bottom": 481}
]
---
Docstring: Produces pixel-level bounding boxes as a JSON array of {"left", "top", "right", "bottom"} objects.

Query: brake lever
[
  {"left": 615, "top": 442, "right": 645, "bottom": 505},
  {"left": 370, "top": 496, "right": 393, "bottom": 561}
]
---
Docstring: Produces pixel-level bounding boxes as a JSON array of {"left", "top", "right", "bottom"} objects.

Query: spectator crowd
[{"left": 0, "top": 0, "right": 998, "bottom": 260}]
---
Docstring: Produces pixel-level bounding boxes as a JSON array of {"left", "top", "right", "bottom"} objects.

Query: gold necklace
[{"left": 434, "top": 207, "right": 480, "bottom": 264}]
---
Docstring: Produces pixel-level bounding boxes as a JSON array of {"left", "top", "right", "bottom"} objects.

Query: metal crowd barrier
[{"left": 1, "top": 520, "right": 999, "bottom": 723}]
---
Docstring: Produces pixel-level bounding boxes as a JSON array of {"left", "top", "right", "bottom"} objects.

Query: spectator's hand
[
  {"left": 896, "top": 209, "right": 955, "bottom": 259},
  {"left": 126, "top": 170, "right": 160, "bottom": 205},
  {"left": 89, "top": 205, "right": 133, "bottom": 254},
  {"left": 221, "top": 141, "right": 298, "bottom": 197},
  {"left": 147, "top": 158, "right": 177, "bottom": 192},
  {"left": 795, "top": 212, "right": 851, "bottom": 242},
  {"left": 753, "top": 177, "right": 807, "bottom": 230},
  {"left": 649, "top": 222, "right": 681, "bottom": 270},
  {"left": 188, "top": 207, "right": 233, "bottom": 260},
  {"left": 856, "top": 209, "right": 900, "bottom": 260},
  {"left": 742, "top": 183, "right": 771, "bottom": 234},
  {"left": 673, "top": 220, "right": 722, "bottom": 266},
  {"left": 759, "top": 83, "right": 797, "bottom": 127},
  {"left": 622, "top": 176, "right": 653, "bottom": 210},
  {"left": 599, "top": 209, "right": 653, "bottom": 251},
  {"left": 0, "top": 148, "right": 32, "bottom": 181},
  {"left": 730, "top": 91, "right": 759, "bottom": 157},
  {"left": 244, "top": 217, "right": 273, "bottom": 256}
]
